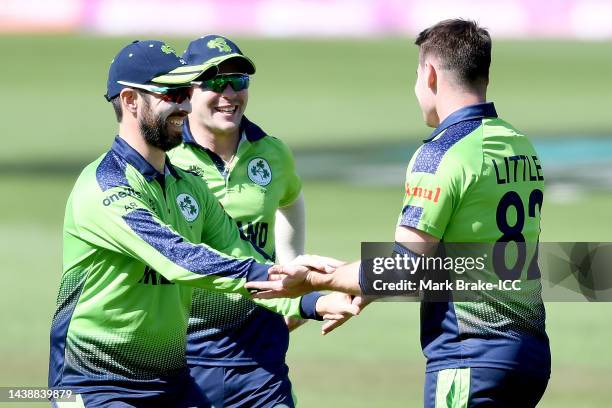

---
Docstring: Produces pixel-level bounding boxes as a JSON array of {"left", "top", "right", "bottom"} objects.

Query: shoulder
[
  {"left": 247, "top": 134, "right": 297, "bottom": 173},
  {"left": 482, "top": 117, "right": 525, "bottom": 138},
  {"left": 71, "top": 152, "right": 131, "bottom": 201},
  {"left": 256, "top": 135, "right": 294, "bottom": 157},
  {"left": 167, "top": 142, "right": 199, "bottom": 164},
  {"left": 243, "top": 117, "right": 295, "bottom": 159},
  {"left": 412, "top": 119, "right": 484, "bottom": 176}
]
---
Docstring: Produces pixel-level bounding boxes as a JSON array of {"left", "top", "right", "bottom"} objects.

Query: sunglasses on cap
[
  {"left": 117, "top": 81, "right": 192, "bottom": 104},
  {"left": 193, "top": 74, "right": 250, "bottom": 93}
]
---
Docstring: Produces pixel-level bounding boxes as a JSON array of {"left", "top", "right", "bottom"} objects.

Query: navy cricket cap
[
  {"left": 105, "top": 40, "right": 218, "bottom": 101},
  {"left": 183, "top": 35, "right": 256, "bottom": 76}
]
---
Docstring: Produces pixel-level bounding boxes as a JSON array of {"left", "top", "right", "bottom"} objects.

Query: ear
[
  {"left": 119, "top": 88, "right": 139, "bottom": 115},
  {"left": 426, "top": 62, "right": 437, "bottom": 94}
]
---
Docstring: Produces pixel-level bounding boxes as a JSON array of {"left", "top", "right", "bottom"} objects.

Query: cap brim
[
  {"left": 152, "top": 62, "right": 218, "bottom": 85},
  {"left": 206, "top": 53, "right": 256, "bottom": 75}
]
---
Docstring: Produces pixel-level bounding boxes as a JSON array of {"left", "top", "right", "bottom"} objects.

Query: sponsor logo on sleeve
[
  {"left": 102, "top": 187, "right": 142, "bottom": 206},
  {"left": 405, "top": 183, "right": 441, "bottom": 203}
]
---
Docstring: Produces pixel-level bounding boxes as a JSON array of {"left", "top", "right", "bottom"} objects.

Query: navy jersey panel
[
  {"left": 421, "top": 301, "right": 551, "bottom": 376},
  {"left": 187, "top": 305, "right": 289, "bottom": 366},
  {"left": 190, "top": 363, "right": 294, "bottom": 408}
]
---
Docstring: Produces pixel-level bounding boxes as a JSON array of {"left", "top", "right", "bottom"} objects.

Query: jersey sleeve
[
  {"left": 397, "top": 150, "right": 468, "bottom": 239},
  {"left": 277, "top": 140, "right": 302, "bottom": 207},
  {"left": 71, "top": 182, "right": 270, "bottom": 296}
]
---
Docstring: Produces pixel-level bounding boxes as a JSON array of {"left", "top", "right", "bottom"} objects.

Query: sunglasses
[
  {"left": 194, "top": 74, "right": 250, "bottom": 93},
  {"left": 117, "top": 81, "right": 192, "bottom": 104}
]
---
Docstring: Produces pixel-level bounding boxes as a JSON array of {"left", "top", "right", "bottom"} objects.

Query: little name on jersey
[{"left": 492, "top": 154, "right": 544, "bottom": 185}]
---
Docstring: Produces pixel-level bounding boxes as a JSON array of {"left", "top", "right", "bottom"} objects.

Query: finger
[
  {"left": 268, "top": 264, "right": 289, "bottom": 276},
  {"left": 322, "top": 305, "right": 359, "bottom": 320},
  {"left": 245, "top": 280, "right": 283, "bottom": 291},
  {"left": 250, "top": 290, "right": 288, "bottom": 299},
  {"left": 270, "top": 264, "right": 306, "bottom": 277},
  {"left": 344, "top": 304, "right": 361, "bottom": 316},
  {"left": 321, "top": 318, "right": 348, "bottom": 335},
  {"left": 291, "top": 255, "right": 332, "bottom": 272},
  {"left": 353, "top": 295, "right": 374, "bottom": 308},
  {"left": 268, "top": 273, "right": 285, "bottom": 281},
  {"left": 321, "top": 264, "right": 337, "bottom": 273},
  {"left": 322, "top": 313, "right": 345, "bottom": 320},
  {"left": 322, "top": 257, "right": 347, "bottom": 268},
  {"left": 302, "top": 254, "right": 344, "bottom": 267}
]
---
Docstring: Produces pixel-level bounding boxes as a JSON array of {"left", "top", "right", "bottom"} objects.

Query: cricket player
[
  {"left": 48, "top": 40, "right": 358, "bottom": 408},
  {"left": 168, "top": 35, "right": 313, "bottom": 407},
  {"left": 246, "top": 20, "right": 551, "bottom": 407}
]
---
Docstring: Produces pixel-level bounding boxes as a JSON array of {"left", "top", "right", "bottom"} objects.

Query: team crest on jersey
[
  {"left": 176, "top": 193, "right": 200, "bottom": 222},
  {"left": 247, "top": 157, "right": 272, "bottom": 186}
]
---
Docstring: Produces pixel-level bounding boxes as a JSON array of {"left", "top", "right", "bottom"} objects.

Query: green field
[{"left": 0, "top": 35, "right": 611, "bottom": 406}]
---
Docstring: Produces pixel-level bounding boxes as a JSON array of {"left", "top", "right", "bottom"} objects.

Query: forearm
[
  {"left": 309, "top": 260, "right": 362, "bottom": 295},
  {"left": 275, "top": 193, "right": 306, "bottom": 263}
]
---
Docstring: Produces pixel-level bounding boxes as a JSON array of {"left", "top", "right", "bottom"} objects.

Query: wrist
[
  {"left": 306, "top": 270, "right": 333, "bottom": 291},
  {"left": 300, "top": 292, "right": 323, "bottom": 320}
]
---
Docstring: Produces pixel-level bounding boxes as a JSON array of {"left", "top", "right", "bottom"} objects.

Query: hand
[
  {"left": 246, "top": 255, "right": 345, "bottom": 299},
  {"left": 284, "top": 316, "right": 308, "bottom": 332},
  {"left": 245, "top": 264, "right": 315, "bottom": 298},
  {"left": 321, "top": 296, "right": 371, "bottom": 335},
  {"left": 290, "top": 254, "right": 346, "bottom": 271}
]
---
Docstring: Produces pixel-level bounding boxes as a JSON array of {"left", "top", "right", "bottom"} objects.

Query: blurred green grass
[
  {"left": 1, "top": 35, "right": 611, "bottom": 407},
  {"left": 1, "top": 36, "right": 611, "bottom": 163}
]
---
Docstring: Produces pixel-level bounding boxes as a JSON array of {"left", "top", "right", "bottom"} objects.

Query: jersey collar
[
  {"left": 111, "top": 136, "right": 181, "bottom": 181},
  {"left": 182, "top": 115, "right": 267, "bottom": 147},
  {"left": 424, "top": 102, "right": 498, "bottom": 142}
]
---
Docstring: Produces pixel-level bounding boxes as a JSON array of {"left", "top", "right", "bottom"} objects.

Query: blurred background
[{"left": 1, "top": 0, "right": 611, "bottom": 406}]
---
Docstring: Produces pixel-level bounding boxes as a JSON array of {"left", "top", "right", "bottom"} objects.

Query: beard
[{"left": 139, "top": 97, "right": 183, "bottom": 152}]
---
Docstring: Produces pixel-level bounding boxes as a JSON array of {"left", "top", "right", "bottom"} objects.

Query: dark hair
[
  {"left": 415, "top": 19, "right": 491, "bottom": 88},
  {"left": 110, "top": 95, "right": 123, "bottom": 122}
]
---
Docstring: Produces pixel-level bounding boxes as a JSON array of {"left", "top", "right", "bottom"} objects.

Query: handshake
[{"left": 246, "top": 255, "right": 368, "bottom": 335}]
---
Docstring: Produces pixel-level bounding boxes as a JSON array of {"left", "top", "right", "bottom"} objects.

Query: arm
[
  {"left": 246, "top": 228, "right": 440, "bottom": 298},
  {"left": 76, "top": 186, "right": 265, "bottom": 289},
  {"left": 74, "top": 183, "right": 285, "bottom": 312},
  {"left": 309, "top": 226, "right": 438, "bottom": 295},
  {"left": 275, "top": 192, "right": 307, "bottom": 329},
  {"left": 275, "top": 192, "right": 305, "bottom": 263}
]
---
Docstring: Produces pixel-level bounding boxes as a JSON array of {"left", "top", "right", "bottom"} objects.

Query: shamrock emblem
[{"left": 247, "top": 158, "right": 272, "bottom": 186}]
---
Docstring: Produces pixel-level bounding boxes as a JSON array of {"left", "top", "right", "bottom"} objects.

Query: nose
[
  {"left": 221, "top": 83, "right": 237, "bottom": 97},
  {"left": 178, "top": 97, "right": 192, "bottom": 114}
]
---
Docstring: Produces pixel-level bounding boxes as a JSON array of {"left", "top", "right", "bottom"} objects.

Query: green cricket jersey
[
  {"left": 49, "top": 136, "right": 314, "bottom": 391},
  {"left": 169, "top": 117, "right": 308, "bottom": 365},
  {"left": 171, "top": 117, "right": 301, "bottom": 260},
  {"left": 397, "top": 103, "right": 550, "bottom": 375}
]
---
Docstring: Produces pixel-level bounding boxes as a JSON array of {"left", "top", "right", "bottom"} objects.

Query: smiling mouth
[
  {"left": 215, "top": 105, "right": 238, "bottom": 114},
  {"left": 167, "top": 116, "right": 185, "bottom": 127}
]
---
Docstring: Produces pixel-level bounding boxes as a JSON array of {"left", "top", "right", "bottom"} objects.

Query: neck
[
  {"left": 118, "top": 121, "right": 166, "bottom": 173},
  {"left": 435, "top": 89, "right": 486, "bottom": 126},
  {"left": 189, "top": 115, "right": 240, "bottom": 162}
]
